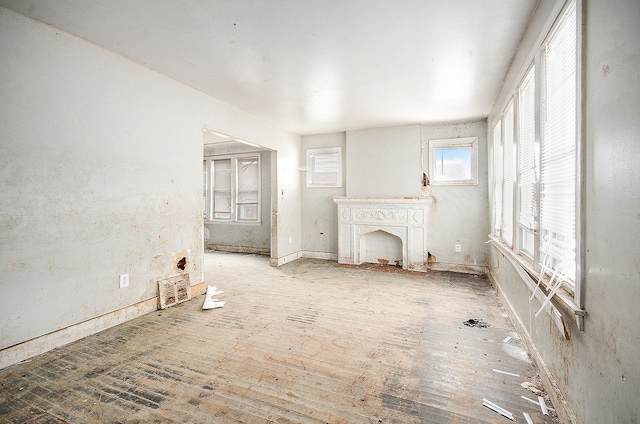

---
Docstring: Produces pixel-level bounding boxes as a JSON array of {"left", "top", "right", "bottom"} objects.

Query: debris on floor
[
  {"left": 482, "top": 398, "right": 515, "bottom": 421},
  {"left": 521, "top": 381, "right": 544, "bottom": 396},
  {"left": 523, "top": 412, "right": 535, "bottom": 424},
  {"left": 202, "top": 285, "right": 225, "bottom": 309},
  {"left": 463, "top": 318, "right": 490, "bottom": 328},
  {"left": 493, "top": 369, "right": 520, "bottom": 377},
  {"left": 538, "top": 396, "right": 549, "bottom": 415}
]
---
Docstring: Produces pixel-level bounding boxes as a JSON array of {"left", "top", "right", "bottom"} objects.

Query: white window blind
[
  {"left": 213, "top": 159, "right": 232, "bottom": 220},
  {"left": 518, "top": 66, "right": 537, "bottom": 255},
  {"left": 502, "top": 101, "right": 515, "bottom": 247},
  {"left": 492, "top": 121, "right": 503, "bottom": 236},
  {"left": 306, "top": 147, "right": 342, "bottom": 187},
  {"left": 540, "top": 0, "right": 577, "bottom": 284}
]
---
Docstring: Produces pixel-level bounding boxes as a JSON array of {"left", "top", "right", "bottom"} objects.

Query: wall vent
[{"left": 158, "top": 274, "right": 192, "bottom": 309}]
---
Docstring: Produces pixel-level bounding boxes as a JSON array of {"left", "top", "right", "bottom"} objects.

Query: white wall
[
  {"left": 422, "top": 121, "right": 489, "bottom": 273},
  {"left": 487, "top": 0, "right": 640, "bottom": 422},
  {"left": 300, "top": 133, "right": 346, "bottom": 257},
  {"left": 346, "top": 125, "right": 422, "bottom": 197},
  {"left": 0, "top": 8, "right": 300, "bottom": 361}
]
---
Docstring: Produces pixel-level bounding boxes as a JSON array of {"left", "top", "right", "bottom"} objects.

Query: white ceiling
[{"left": 1, "top": 0, "right": 538, "bottom": 135}]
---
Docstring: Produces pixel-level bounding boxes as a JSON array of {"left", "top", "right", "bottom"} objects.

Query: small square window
[
  {"left": 306, "top": 147, "right": 342, "bottom": 188},
  {"left": 428, "top": 137, "right": 478, "bottom": 185}
]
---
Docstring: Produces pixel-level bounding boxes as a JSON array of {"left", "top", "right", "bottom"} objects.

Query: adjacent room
[{"left": 1, "top": 1, "right": 638, "bottom": 423}]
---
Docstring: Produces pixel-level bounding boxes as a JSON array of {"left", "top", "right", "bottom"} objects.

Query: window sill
[{"left": 488, "top": 235, "right": 586, "bottom": 331}]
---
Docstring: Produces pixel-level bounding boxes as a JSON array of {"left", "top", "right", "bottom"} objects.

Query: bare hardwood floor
[{"left": 0, "top": 252, "right": 559, "bottom": 423}]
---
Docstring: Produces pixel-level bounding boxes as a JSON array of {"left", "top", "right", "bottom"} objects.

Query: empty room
[{"left": 0, "top": 1, "right": 638, "bottom": 423}]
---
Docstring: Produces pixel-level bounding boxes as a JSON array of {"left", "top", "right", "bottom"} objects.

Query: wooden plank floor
[{"left": 0, "top": 252, "right": 560, "bottom": 423}]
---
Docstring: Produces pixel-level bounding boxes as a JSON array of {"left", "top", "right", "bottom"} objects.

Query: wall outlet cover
[{"left": 119, "top": 273, "right": 129, "bottom": 288}]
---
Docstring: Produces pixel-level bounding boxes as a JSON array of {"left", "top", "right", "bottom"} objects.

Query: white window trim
[
  {"left": 428, "top": 137, "right": 479, "bottom": 186},
  {"left": 488, "top": 0, "right": 584, "bottom": 330},
  {"left": 203, "top": 154, "right": 261, "bottom": 225}
]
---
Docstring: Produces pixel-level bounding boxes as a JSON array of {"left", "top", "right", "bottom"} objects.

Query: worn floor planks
[{"left": 0, "top": 252, "right": 560, "bottom": 423}]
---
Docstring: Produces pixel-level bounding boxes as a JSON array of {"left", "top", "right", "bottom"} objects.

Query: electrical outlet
[
  {"left": 289, "top": 237, "right": 293, "bottom": 244},
  {"left": 455, "top": 243, "right": 461, "bottom": 253},
  {"left": 119, "top": 273, "right": 129, "bottom": 288}
]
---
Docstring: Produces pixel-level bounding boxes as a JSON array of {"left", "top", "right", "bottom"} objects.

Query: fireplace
[{"left": 333, "top": 197, "right": 433, "bottom": 272}]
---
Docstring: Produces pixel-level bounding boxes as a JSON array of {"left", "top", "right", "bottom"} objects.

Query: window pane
[
  {"left": 522, "top": 229, "right": 535, "bottom": 258},
  {"left": 492, "top": 121, "right": 503, "bottom": 236},
  {"left": 306, "top": 147, "right": 342, "bottom": 187},
  {"left": 203, "top": 160, "right": 208, "bottom": 219},
  {"left": 237, "top": 204, "right": 258, "bottom": 221},
  {"left": 237, "top": 158, "right": 259, "bottom": 221},
  {"left": 540, "top": 0, "right": 577, "bottom": 285},
  {"left": 502, "top": 101, "right": 515, "bottom": 247},
  {"left": 311, "top": 153, "right": 339, "bottom": 185},
  {"left": 213, "top": 159, "right": 231, "bottom": 220},
  {"left": 434, "top": 148, "right": 471, "bottom": 181}
]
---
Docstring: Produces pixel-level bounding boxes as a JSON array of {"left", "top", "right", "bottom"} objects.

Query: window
[
  {"left": 236, "top": 158, "right": 259, "bottom": 220},
  {"left": 518, "top": 66, "right": 537, "bottom": 257},
  {"left": 428, "top": 137, "right": 478, "bottom": 185},
  {"left": 502, "top": 102, "right": 515, "bottom": 247},
  {"left": 306, "top": 147, "right": 342, "bottom": 188},
  {"left": 203, "top": 154, "right": 260, "bottom": 223},
  {"left": 490, "top": 0, "right": 578, "bottom": 293},
  {"left": 540, "top": 0, "right": 577, "bottom": 285}
]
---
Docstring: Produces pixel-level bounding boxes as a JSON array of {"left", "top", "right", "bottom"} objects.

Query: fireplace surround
[{"left": 333, "top": 197, "right": 433, "bottom": 272}]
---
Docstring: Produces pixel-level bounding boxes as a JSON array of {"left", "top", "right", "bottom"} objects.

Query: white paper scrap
[
  {"left": 203, "top": 298, "right": 225, "bottom": 309},
  {"left": 523, "top": 412, "right": 535, "bottom": 424},
  {"left": 205, "top": 285, "right": 224, "bottom": 296},
  {"left": 203, "top": 285, "right": 225, "bottom": 309},
  {"left": 493, "top": 369, "right": 520, "bottom": 377}
]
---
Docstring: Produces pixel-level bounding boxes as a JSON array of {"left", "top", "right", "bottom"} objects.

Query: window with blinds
[
  {"left": 306, "top": 147, "right": 342, "bottom": 188},
  {"left": 489, "top": 0, "right": 579, "bottom": 301},
  {"left": 203, "top": 155, "right": 261, "bottom": 223},
  {"left": 518, "top": 66, "right": 537, "bottom": 257},
  {"left": 213, "top": 159, "right": 232, "bottom": 220},
  {"left": 502, "top": 101, "right": 515, "bottom": 248},
  {"left": 540, "top": 0, "right": 577, "bottom": 285}
]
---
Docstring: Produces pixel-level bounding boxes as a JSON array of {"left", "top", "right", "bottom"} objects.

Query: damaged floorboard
[{"left": 0, "top": 252, "right": 559, "bottom": 423}]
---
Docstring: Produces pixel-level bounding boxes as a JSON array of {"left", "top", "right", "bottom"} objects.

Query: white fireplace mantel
[{"left": 333, "top": 196, "right": 433, "bottom": 272}]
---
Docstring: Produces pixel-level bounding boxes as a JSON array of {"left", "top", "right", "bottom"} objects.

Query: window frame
[
  {"left": 203, "top": 154, "right": 261, "bottom": 224},
  {"left": 488, "top": 0, "right": 583, "bottom": 327},
  {"left": 428, "top": 137, "right": 479, "bottom": 186},
  {"left": 517, "top": 65, "right": 537, "bottom": 259}
]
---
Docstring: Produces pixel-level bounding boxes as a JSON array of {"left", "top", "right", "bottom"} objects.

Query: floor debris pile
[
  {"left": 463, "top": 318, "right": 491, "bottom": 328},
  {"left": 476, "top": 327, "right": 557, "bottom": 422}
]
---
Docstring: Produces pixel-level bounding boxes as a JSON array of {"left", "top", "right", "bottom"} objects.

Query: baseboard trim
[
  {"left": 428, "top": 261, "right": 487, "bottom": 275},
  {"left": 206, "top": 244, "right": 270, "bottom": 256},
  {"left": 488, "top": 270, "right": 577, "bottom": 424},
  {"left": 0, "top": 282, "right": 207, "bottom": 370},
  {"left": 300, "top": 251, "right": 338, "bottom": 261},
  {"left": 269, "top": 251, "right": 302, "bottom": 267}
]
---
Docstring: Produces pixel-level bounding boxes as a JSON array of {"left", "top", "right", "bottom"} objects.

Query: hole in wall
[{"left": 176, "top": 257, "right": 187, "bottom": 271}]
